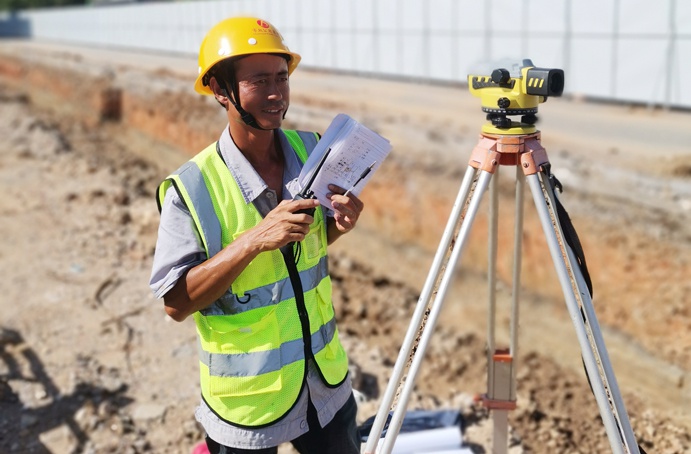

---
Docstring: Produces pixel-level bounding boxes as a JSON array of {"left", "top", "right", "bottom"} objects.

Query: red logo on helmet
[{"left": 257, "top": 20, "right": 270, "bottom": 29}]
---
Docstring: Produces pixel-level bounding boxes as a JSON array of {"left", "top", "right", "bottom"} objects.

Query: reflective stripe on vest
[
  {"left": 156, "top": 130, "right": 317, "bottom": 258},
  {"left": 213, "top": 256, "right": 329, "bottom": 316},
  {"left": 156, "top": 129, "right": 348, "bottom": 428},
  {"left": 198, "top": 315, "right": 338, "bottom": 377},
  {"left": 156, "top": 161, "right": 222, "bottom": 259}
]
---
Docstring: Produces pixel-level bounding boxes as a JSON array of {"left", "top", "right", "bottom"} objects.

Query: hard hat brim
[{"left": 194, "top": 51, "right": 301, "bottom": 96}]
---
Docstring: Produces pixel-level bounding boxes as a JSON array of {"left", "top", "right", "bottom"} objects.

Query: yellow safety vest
[{"left": 157, "top": 130, "right": 349, "bottom": 427}]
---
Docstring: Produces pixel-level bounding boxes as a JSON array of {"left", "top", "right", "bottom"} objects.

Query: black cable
[{"left": 545, "top": 167, "right": 648, "bottom": 454}]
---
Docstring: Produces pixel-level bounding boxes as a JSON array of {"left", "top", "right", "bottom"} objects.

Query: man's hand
[
  {"left": 250, "top": 198, "right": 321, "bottom": 252},
  {"left": 163, "top": 198, "right": 319, "bottom": 321},
  {"left": 326, "top": 184, "right": 364, "bottom": 241}
]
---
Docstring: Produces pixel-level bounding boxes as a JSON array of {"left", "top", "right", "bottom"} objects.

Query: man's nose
[{"left": 267, "top": 81, "right": 284, "bottom": 99}]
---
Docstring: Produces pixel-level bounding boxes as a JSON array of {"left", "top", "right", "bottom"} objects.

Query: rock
[
  {"left": 38, "top": 425, "right": 76, "bottom": 454},
  {"left": 131, "top": 403, "right": 167, "bottom": 422}
]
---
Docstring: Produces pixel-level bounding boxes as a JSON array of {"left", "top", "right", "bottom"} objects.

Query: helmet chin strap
[{"left": 218, "top": 79, "right": 270, "bottom": 131}]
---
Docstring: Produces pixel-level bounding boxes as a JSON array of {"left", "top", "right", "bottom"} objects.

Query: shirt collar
[{"left": 217, "top": 127, "right": 304, "bottom": 204}]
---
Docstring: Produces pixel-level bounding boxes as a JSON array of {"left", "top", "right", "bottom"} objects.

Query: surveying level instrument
[
  {"left": 363, "top": 60, "right": 642, "bottom": 454},
  {"left": 468, "top": 58, "right": 564, "bottom": 134}
]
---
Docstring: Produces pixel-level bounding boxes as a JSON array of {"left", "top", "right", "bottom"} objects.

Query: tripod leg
[
  {"left": 510, "top": 165, "right": 525, "bottom": 398},
  {"left": 526, "top": 171, "right": 639, "bottom": 454},
  {"left": 486, "top": 166, "right": 525, "bottom": 454},
  {"left": 541, "top": 171, "right": 641, "bottom": 454},
  {"left": 493, "top": 411, "right": 509, "bottom": 453},
  {"left": 363, "top": 165, "right": 478, "bottom": 454},
  {"left": 487, "top": 166, "right": 499, "bottom": 390},
  {"left": 487, "top": 167, "right": 511, "bottom": 454},
  {"left": 375, "top": 169, "right": 495, "bottom": 454}
]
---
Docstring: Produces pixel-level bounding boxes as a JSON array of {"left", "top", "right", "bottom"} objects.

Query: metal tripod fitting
[{"left": 363, "top": 131, "right": 640, "bottom": 454}]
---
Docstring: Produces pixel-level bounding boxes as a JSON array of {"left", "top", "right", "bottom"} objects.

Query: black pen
[{"left": 343, "top": 161, "right": 376, "bottom": 197}]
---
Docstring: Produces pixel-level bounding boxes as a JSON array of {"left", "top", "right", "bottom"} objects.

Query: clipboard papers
[{"left": 297, "top": 113, "right": 392, "bottom": 208}]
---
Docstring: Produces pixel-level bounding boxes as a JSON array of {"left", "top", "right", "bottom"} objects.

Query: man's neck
[
  {"left": 228, "top": 123, "right": 280, "bottom": 167},
  {"left": 228, "top": 124, "right": 285, "bottom": 194}
]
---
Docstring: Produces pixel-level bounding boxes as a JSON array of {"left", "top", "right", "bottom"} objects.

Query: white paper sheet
[{"left": 298, "top": 113, "right": 391, "bottom": 207}]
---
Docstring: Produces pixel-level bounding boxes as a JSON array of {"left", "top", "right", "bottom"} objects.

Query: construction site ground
[{"left": 0, "top": 40, "right": 690, "bottom": 453}]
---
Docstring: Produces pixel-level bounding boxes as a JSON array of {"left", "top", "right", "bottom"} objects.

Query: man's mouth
[{"left": 264, "top": 106, "right": 285, "bottom": 115}]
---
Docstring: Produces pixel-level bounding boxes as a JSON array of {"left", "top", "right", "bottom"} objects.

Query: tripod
[{"left": 362, "top": 127, "right": 641, "bottom": 454}]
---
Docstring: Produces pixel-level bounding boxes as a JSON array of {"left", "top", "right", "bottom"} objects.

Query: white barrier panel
[{"left": 1, "top": 0, "right": 689, "bottom": 108}]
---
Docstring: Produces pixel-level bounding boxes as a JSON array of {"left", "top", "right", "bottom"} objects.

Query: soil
[{"left": 0, "top": 40, "right": 690, "bottom": 453}]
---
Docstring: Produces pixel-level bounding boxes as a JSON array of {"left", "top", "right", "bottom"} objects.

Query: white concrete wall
[{"left": 2, "top": 0, "right": 689, "bottom": 108}]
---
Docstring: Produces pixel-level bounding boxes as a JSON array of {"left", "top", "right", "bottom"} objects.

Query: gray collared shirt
[{"left": 149, "top": 126, "right": 352, "bottom": 449}]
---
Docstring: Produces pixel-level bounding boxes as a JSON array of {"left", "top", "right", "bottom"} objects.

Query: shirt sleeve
[{"left": 149, "top": 187, "right": 207, "bottom": 299}]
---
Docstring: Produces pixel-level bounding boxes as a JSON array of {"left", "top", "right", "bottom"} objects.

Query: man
[{"left": 149, "top": 17, "right": 363, "bottom": 454}]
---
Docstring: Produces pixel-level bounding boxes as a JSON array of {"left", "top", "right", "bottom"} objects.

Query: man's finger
[{"left": 288, "top": 198, "right": 320, "bottom": 213}]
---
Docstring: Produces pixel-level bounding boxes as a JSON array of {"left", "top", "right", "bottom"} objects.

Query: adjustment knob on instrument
[
  {"left": 497, "top": 97, "right": 511, "bottom": 109},
  {"left": 491, "top": 68, "right": 511, "bottom": 84}
]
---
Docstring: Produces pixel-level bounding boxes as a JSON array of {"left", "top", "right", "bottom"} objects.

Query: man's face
[{"left": 232, "top": 54, "right": 290, "bottom": 130}]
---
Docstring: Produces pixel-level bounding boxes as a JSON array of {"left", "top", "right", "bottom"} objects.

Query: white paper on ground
[{"left": 373, "top": 426, "right": 465, "bottom": 454}]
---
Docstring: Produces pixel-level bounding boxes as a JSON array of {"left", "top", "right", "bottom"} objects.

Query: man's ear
[{"left": 209, "top": 77, "right": 229, "bottom": 109}]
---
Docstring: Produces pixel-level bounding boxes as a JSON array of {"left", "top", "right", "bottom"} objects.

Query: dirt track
[{"left": 0, "top": 40, "right": 690, "bottom": 453}]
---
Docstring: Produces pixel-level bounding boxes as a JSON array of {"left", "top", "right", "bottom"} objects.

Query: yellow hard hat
[{"left": 194, "top": 17, "right": 301, "bottom": 95}]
